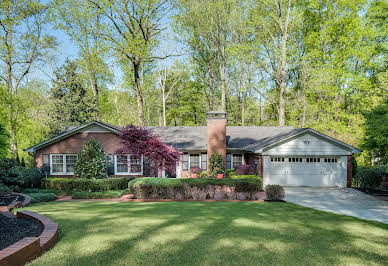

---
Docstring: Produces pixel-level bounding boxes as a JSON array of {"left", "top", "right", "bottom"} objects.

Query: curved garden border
[{"left": 0, "top": 194, "right": 58, "bottom": 266}]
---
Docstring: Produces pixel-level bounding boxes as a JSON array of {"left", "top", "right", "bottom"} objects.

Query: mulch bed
[{"left": 0, "top": 213, "right": 44, "bottom": 250}]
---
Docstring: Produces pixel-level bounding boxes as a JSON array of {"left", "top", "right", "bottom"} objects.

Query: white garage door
[{"left": 263, "top": 156, "right": 347, "bottom": 187}]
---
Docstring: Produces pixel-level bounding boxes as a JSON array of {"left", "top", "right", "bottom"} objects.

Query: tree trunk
[
  {"left": 219, "top": 47, "right": 227, "bottom": 111},
  {"left": 208, "top": 66, "right": 214, "bottom": 111},
  {"left": 162, "top": 87, "right": 166, "bottom": 126},
  {"left": 89, "top": 71, "right": 99, "bottom": 120},
  {"left": 133, "top": 62, "right": 145, "bottom": 126}
]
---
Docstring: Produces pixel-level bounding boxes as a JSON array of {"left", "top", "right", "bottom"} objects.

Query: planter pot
[
  {"left": 217, "top": 174, "right": 223, "bottom": 179},
  {"left": 191, "top": 174, "right": 198, "bottom": 178}
]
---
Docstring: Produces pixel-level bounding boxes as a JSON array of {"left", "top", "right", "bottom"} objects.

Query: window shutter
[
  {"left": 182, "top": 153, "right": 188, "bottom": 171},
  {"left": 107, "top": 154, "right": 114, "bottom": 175},
  {"left": 201, "top": 153, "right": 207, "bottom": 170},
  {"left": 226, "top": 154, "right": 231, "bottom": 169},
  {"left": 42, "top": 154, "right": 49, "bottom": 167}
]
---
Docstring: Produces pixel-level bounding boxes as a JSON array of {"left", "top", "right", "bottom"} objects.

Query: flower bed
[{"left": 128, "top": 177, "right": 263, "bottom": 200}]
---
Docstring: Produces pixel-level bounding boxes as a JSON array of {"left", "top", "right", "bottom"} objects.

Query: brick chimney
[{"left": 207, "top": 111, "right": 227, "bottom": 169}]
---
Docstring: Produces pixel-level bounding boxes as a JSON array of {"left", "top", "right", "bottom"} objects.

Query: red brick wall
[
  {"left": 207, "top": 118, "right": 227, "bottom": 169},
  {"left": 347, "top": 155, "right": 353, "bottom": 188},
  {"left": 34, "top": 132, "right": 123, "bottom": 168}
]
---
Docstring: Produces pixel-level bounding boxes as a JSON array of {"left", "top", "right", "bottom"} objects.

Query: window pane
[
  {"left": 232, "top": 154, "right": 243, "bottom": 169},
  {"left": 130, "top": 155, "right": 141, "bottom": 173},
  {"left": 190, "top": 154, "right": 200, "bottom": 168},
  {"left": 182, "top": 153, "right": 189, "bottom": 170},
  {"left": 66, "top": 155, "right": 77, "bottom": 173},
  {"left": 52, "top": 155, "right": 63, "bottom": 173},
  {"left": 116, "top": 155, "right": 128, "bottom": 173}
]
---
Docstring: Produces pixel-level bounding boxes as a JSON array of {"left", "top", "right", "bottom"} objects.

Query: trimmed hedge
[
  {"left": 44, "top": 177, "right": 131, "bottom": 192},
  {"left": 72, "top": 190, "right": 126, "bottom": 199},
  {"left": 29, "top": 192, "right": 57, "bottom": 203},
  {"left": 128, "top": 177, "right": 263, "bottom": 200},
  {"left": 230, "top": 175, "right": 259, "bottom": 179},
  {"left": 352, "top": 167, "right": 387, "bottom": 189},
  {"left": 22, "top": 188, "right": 68, "bottom": 196}
]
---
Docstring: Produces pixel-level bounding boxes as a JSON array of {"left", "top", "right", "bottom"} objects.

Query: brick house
[{"left": 25, "top": 111, "right": 360, "bottom": 187}]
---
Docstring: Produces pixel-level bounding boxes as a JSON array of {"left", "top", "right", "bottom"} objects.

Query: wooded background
[{"left": 0, "top": 0, "right": 387, "bottom": 166}]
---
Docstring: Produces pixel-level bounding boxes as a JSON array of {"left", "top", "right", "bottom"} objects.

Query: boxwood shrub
[
  {"left": 29, "top": 192, "right": 57, "bottom": 203},
  {"left": 44, "top": 177, "right": 131, "bottom": 192},
  {"left": 128, "top": 177, "right": 263, "bottom": 199}
]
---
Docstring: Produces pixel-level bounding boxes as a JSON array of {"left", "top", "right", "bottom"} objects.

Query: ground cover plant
[{"left": 22, "top": 201, "right": 388, "bottom": 266}]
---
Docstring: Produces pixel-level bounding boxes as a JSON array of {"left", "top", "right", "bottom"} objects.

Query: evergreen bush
[
  {"left": 74, "top": 139, "right": 108, "bottom": 179},
  {"left": 209, "top": 153, "right": 224, "bottom": 177}
]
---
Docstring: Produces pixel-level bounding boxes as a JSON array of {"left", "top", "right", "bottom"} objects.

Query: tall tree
[
  {"left": 48, "top": 60, "right": 96, "bottom": 135},
  {"left": 50, "top": 0, "right": 111, "bottom": 120},
  {"left": 0, "top": 0, "right": 54, "bottom": 158},
  {"left": 87, "top": 0, "right": 170, "bottom": 126}
]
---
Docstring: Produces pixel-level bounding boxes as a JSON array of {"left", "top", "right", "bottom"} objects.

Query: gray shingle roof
[{"left": 147, "top": 126, "right": 306, "bottom": 151}]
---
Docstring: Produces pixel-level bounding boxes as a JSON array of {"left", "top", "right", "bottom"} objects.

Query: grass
[
  {"left": 72, "top": 190, "right": 126, "bottom": 199},
  {"left": 24, "top": 201, "right": 388, "bottom": 266}
]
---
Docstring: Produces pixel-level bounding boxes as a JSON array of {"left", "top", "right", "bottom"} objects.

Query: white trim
[
  {"left": 231, "top": 153, "right": 245, "bottom": 169},
  {"left": 49, "top": 154, "right": 77, "bottom": 175},
  {"left": 114, "top": 154, "right": 143, "bottom": 175},
  {"left": 257, "top": 129, "right": 360, "bottom": 154}
]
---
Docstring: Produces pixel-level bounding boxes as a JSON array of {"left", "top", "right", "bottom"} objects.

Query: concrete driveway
[{"left": 284, "top": 187, "right": 388, "bottom": 224}]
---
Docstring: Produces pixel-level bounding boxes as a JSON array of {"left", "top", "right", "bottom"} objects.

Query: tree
[
  {"left": 209, "top": 153, "right": 224, "bottom": 177},
  {"left": 74, "top": 139, "right": 108, "bottom": 179},
  {"left": 50, "top": 0, "right": 111, "bottom": 120},
  {"left": 48, "top": 60, "right": 96, "bottom": 135},
  {"left": 0, "top": 0, "right": 55, "bottom": 158},
  {"left": 362, "top": 97, "right": 388, "bottom": 165},
  {"left": 117, "top": 125, "right": 180, "bottom": 174},
  {"left": 0, "top": 123, "right": 9, "bottom": 158},
  {"left": 87, "top": 0, "right": 171, "bottom": 126}
]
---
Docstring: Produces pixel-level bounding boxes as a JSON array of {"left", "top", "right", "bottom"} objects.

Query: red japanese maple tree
[{"left": 116, "top": 125, "right": 180, "bottom": 174}]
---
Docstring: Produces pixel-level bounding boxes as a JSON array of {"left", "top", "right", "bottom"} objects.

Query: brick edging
[{"left": 0, "top": 211, "right": 59, "bottom": 266}]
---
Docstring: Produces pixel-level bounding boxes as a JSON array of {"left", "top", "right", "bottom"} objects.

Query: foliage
[
  {"left": 22, "top": 188, "right": 68, "bottom": 196},
  {"left": 209, "top": 153, "right": 224, "bottom": 177},
  {"left": 190, "top": 167, "right": 202, "bottom": 175},
  {"left": 362, "top": 97, "right": 388, "bottom": 164},
  {"left": 235, "top": 164, "right": 256, "bottom": 175},
  {"left": 352, "top": 167, "right": 387, "bottom": 189},
  {"left": 199, "top": 171, "right": 209, "bottom": 178},
  {"left": 0, "top": 123, "right": 9, "bottom": 158},
  {"left": 0, "top": 158, "right": 25, "bottom": 191},
  {"left": 225, "top": 169, "right": 236, "bottom": 178},
  {"left": 381, "top": 176, "right": 388, "bottom": 190},
  {"left": 72, "top": 190, "right": 126, "bottom": 199},
  {"left": 48, "top": 60, "right": 96, "bottom": 135},
  {"left": 230, "top": 175, "right": 259, "bottom": 180},
  {"left": 128, "top": 177, "right": 262, "bottom": 199},
  {"left": 44, "top": 177, "right": 130, "bottom": 192},
  {"left": 117, "top": 126, "right": 180, "bottom": 174},
  {"left": 265, "top": 185, "right": 285, "bottom": 201},
  {"left": 74, "top": 139, "right": 108, "bottom": 179},
  {"left": 0, "top": 182, "right": 12, "bottom": 196},
  {"left": 29, "top": 192, "right": 57, "bottom": 203}
]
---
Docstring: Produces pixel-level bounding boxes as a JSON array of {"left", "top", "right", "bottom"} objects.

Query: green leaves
[{"left": 74, "top": 139, "right": 108, "bottom": 179}]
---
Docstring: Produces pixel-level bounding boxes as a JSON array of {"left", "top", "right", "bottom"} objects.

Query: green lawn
[{"left": 24, "top": 201, "right": 388, "bottom": 266}]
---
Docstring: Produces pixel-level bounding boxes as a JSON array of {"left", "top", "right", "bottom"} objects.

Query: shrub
[
  {"left": 0, "top": 182, "right": 11, "bottom": 196},
  {"left": 209, "top": 153, "right": 224, "bottom": 177},
  {"left": 190, "top": 167, "right": 202, "bottom": 175},
  {"left": 22, "top": 168, "right": 45, "bottom": 188},
  {"left": 72, "top": 190, "right": 125, "bottom": 199},
  {"left": 265, "top": 184, "right": 285, "bottom": 201},
  {"left": 225, "top": 169, "right": 235, "bottom": 178},
  {"left": 74, "top": 139, "right": 108, "bottom": 179},
  {"left": 352, "top": 167, "right": 387, "bottom": 189},
  {"left": 230, "top": 175, "right": 259, "bottom": 179},
  {"left": 128, "top": 177, "right": 263, "bottom": 199},
  {"left": 29, "top": 192, "right": 57, "bottom": 203},
  {"left": 235, "top": 164, "right": 256, "bottom": 175},
  {"left": 0, "top": 158, "right": 24, "bottom": 191},
  {"left": 22, "top": 188, "right": 68, "bottom": 196},
  {"left": 200, "top": 171, "right": 209, "bottom": 178},
  {"left": 380, "top": 176, "right": 388, "bottom": 190},
  {"left": 44, "top": 177, "right": 130, "bottom": 192}
]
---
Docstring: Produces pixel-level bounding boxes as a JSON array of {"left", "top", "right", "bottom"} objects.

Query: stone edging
[{"left": 0, "top": 211, "right": 59, "bottom": 266}]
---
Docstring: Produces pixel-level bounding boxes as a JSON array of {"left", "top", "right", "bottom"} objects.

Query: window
[
  {"left": 232, "top": 154, "right": 243, "bottom": 169},
  {"left": 270, "top": 157, "right": 285, "bottom": 162},
  {"left": 50, "top": 154, "right": 77, "bottom": 174},
  {"left": 201, "top": 153, "right": 207, "bottom": 170},
  {"left": 289, "top": 157, "right": 303, "bottom": 163},
  {"left": 115, "top": 154, "right": 143, "bottom": 175},
  {"left": 182, "top": 153, "right": 189, "bottom": 170},
  {"left": 324, "top": 158, "right": 338, "bottom": 163},
  {"left": 226, "top": 154, "right": 231, "bottom": 169},
  {"left": 306, "top": 157, "right": 320, "bottom": 163},
  {"left": 189, "top": 154, "right": 200, "bottom": 169}
]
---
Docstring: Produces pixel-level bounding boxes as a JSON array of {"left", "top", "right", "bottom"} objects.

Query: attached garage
[{"left": 261, "top": 130, "right": 359, "bottom": 187}]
